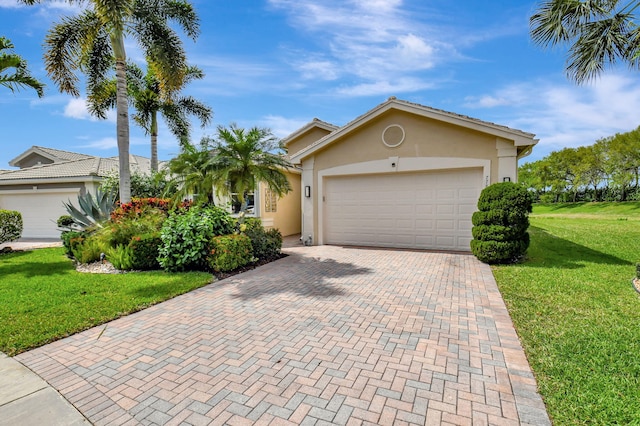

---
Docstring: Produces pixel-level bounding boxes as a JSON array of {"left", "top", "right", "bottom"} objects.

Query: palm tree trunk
[
  {"left": 112, "top": 34, "right": 131, "bottom": 203},
  {"left": 150, "top": 111, "right": 158, "bottom": 173}
]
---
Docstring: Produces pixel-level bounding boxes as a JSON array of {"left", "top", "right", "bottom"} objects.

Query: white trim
[
  {"left": 381, "top": 124, "right": 405, "bottom": 148},
  {"left": 315, "top": 157, "right": 490, "bottom": 245},
  {"left": 0, "top": 176, "right": 102, "bottom": 185},
  {"left": 291, "top": 99, "right": 537, "bottom": 163}
]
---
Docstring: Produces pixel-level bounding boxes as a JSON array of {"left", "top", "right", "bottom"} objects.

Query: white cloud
[
  {"left": 268, "top": 0, "right": 455, "bottom": 96},
  {"left": 79, "top": 137, "right": 117, "bottom": 150},
  {"left": 469, "top": 74, "right": 640, "bottom": 160},
  {"left": 63, "top": 98, "right": 92, "bottom": 120},
  {"left": 336, "top": 77, "right": 435, "bottom": 97},
  {"left": 258, "top": 115, "right": 311, "bottom": 139}
]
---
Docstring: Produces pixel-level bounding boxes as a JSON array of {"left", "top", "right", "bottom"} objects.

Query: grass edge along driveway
[
  {"left": 493, "top": 203, "right": 640, "bottom": 425},
  {"left": 0, "top": 247, "right": 213, "bottom": 356}
]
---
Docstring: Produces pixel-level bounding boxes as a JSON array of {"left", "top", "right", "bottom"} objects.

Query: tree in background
[
  {"left": 530, "top": 0, "right": 640, "bottom": 83},
  {"left": 209, "top": 124, "right": 292, "bottom": 214},
  {"left": 19, "top": 0, "right": 200, "bottom": 204},
  {"left": 90, "top": 63, "right": 212, "bottom": 172},
  {"left": 167, "top": 138, "right": 219, "bottom": 205},
  {"left": 0, "top": 37, "right": 44, "bottom": 97}
]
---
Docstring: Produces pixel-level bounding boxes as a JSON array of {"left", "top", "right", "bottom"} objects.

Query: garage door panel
[
  {"left": 324, "top": 168, "right": 482, "bottom": 251},
  {"left": 0, "top": 191, "right": 80, "bottom": 238}
]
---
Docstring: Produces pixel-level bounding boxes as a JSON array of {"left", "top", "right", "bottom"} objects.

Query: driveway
[{"left": 16, "top": 245, "right": 550, "bottom": 425}]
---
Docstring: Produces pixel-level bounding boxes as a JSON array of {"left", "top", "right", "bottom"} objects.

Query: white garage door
[
  {"left": 0, "top": 191, "right": 80, "bottom": 238},
  {"left": 324, "top": 168, "right": 482, "bottom": 251}
]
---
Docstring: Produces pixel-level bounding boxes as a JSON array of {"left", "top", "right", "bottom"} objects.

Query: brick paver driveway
[{"left": 17, "top": 246, "right": 550, "bottom": 426}]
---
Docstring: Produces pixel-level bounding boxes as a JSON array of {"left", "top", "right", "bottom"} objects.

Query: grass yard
[
  {"left": 0, "top": 247, "right": 213, "bottom": 356},
  {"left": 493, "top": 202, "right": 640, "bottom": 425}
]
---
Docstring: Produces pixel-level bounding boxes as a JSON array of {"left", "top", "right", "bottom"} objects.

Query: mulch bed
[{"left": 212, "top": 254, "right": 288, "bottom": 280}]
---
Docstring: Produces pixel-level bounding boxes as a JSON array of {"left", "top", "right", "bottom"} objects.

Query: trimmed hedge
[
  {"left": 0, "top": 210, "right": 23, "bottom": 244},
  {"left": 208, "top": 234, "right": 253, "bottom": 272},
  {"left": 470, "top": 182, "right": 533, "bottom": 264},
  {"left": 128, "top": 233, "right": 162, "bottom": 270}
]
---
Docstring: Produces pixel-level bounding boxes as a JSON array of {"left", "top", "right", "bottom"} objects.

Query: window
[
  {"left": 230, "top": 192, "right": 255, "bottom": 214},
  {"left": 264, "top": 188, "right": 277, "bottom": 213}
]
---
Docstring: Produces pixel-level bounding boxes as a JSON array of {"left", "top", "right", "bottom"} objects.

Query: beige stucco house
[{"left": 284, "top": 97, "right": 538, "bottom": 252}]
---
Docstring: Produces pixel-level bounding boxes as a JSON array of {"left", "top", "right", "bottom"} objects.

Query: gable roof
[
  {"left": 289, "top": 97, "right": 538, "bottom": 163},
  {"left": 281, "top": 118, "right": 339, "bottom": 146},
  {"left": 9, "top": 146, "right": 95, "bottom": 167},
  {"left": 0, "top": 154, "right": 152, "bottom": 183}
]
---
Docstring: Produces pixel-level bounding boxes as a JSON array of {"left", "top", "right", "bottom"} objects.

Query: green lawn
[
  {"left": 0, "top": 247, "right": 213, "bottom": 356},
  {"left": 493, "top": 202, "right": 640, "bottom": 425}
]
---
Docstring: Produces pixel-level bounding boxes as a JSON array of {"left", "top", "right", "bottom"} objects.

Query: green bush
[
  {"left": 128, "top": 233, "right": 162, "bottom": 270},
  {"left": 57, "top": 215, "right": 75, "bottom": 230},
  {"left": 61, "top": 230, "right": 88, "bottom": 257},
  {"left": 103, "top": 212, "right": 165, "bottom": 247},
  {"left": 158, "top": 205, "right": 235, "bottom": 272},
  {"left": 106, "top": 244, "right": 134, "bottom": 270},
  {"left": 0, "top": 210, "right": 23, "bottom": 244},
  {"left": 244, "top": 223, "right": 283, "bottom": 261},
  {"left": 208, "top": 234, "right": 253, "bottom": 272},
  {"left": 71, "top": 235, "right": 108, "bottom": 264},
  {"left": 471, "top": 182, "right": 533, "bottom": 264}
]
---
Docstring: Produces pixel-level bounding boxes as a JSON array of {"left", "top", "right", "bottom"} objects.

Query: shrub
[
  {"left": 244, "top": 221, "right": 283, "bottom": 261},
  {"left": 636, "top": 263, "right": 640, "bottom": 280},
  {"left": 471, "top": 182, "right": 533, "bottom": 264},
  {"left": 61, "top": 230, "right": 88, "bottom": 257},
  {"left": 106, "top": 244, "right": 135, "bottom": 270},
  {"left": 57, "top": 215, "right": 75, "bottom": 231},
  {"left": 110, "top": 197, "right": 189, "bottom": 222},
  {"left": 158, "top": 205, "right": 235, "bottom": 272},
  {"left": 103, "top": 212, "right": 166, "bottom": 247},
  {"left": 71, "top": 235, "right": 108, "bottom": 264},
  {"left": 0, "top": 210, "right": 23, "bottom": 244},
  {"left": 208, "top": 234, "right": 253, "bottom": 272},
  {"left": 128, "top": 233, "right": 162, "bottom": 270}
]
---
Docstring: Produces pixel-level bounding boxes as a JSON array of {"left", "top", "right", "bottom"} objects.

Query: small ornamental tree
[
  {"left": 0, "top": 210, "right": 23, "bottom": 244},
  {"left": 470, "top": 182, "right": 533, "bottom": 264}
]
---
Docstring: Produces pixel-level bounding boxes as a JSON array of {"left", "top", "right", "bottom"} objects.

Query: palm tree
[
  {"left": 90, "top": 62, "right": 213, "bottom": 172},
  {"left": 210, "top": 124, "right": 293, "bottom": 213},
  {"left": 530, "top": 0, "right": 640, "bottom": 84},
  {"left": 167, "top": 137, "right": 219, "bottom": 205},
  {"left": 0, "top": 36, "right": 44, "bottom": 97},
  {"left": 19, "top": 0, "right": 200, "bottom": 203}
]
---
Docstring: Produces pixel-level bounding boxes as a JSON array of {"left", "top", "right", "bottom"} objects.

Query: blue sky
[{"left": 2, "top": 0, "right": 639, "bottom": 169}]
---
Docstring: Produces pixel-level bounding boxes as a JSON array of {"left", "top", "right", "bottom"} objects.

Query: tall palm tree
[
  {"left": 89, "top": 62, "right": 213, "bottom": 172},
  {"left": 19, "top": 0, "right": 200, "bottom": 203},
  {"left": 210, "top": 124, "right": 293, "bottom": 213},
  {"left": 0, "top": 36, "right": 44, "bottom": 97},
  {"left": 530, "top": 0, "right": 640, "bottom": 84}
]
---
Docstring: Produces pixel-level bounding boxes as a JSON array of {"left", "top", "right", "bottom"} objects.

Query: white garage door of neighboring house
[
  {"left": 0, "top": 191, "right": 80, "bottom": 239},
  {"left": 324, "top": 168, "right": 482, "bottom": 251}
]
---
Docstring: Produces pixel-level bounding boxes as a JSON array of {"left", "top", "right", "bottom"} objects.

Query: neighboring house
[
  {"left": 0, "top": 146, "right": 152, "bottom": 239},
  {"left": 0, "top": 145, "right": 302, "bottom": 239},
  {"left": 285, "top": 97, "right": 538, "bottom": 252}
]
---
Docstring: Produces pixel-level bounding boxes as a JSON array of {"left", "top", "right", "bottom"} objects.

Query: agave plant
[{"left": 63, "top": 189, "right": 117, "bottom": 230}]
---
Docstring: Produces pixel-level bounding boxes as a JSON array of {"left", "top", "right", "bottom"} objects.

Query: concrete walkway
[{"left": 7, "top": 244, "right": 549, "bottom": 425}]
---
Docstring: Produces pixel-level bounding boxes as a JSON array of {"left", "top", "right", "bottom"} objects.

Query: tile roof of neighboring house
[
  {"left": 281, "top": 118, "right": 339, "bottom": 146},
  {"left": 8, "top": 146, "right": 95, "bottom": 167},
  {"left": 289, "top": 97, "right": 537, "bottom": 162},
  {"left": 0, "top": 155, "right": 152, "bottom": 182}
]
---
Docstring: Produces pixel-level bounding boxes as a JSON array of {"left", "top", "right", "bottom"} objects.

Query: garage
[
  {"left": 287, "top": 98, "right": 538, "bottom": 251},
  {"left": 323, "top": 168, "right": 482, "bottom": 251},
  {"left": 0, "top": 190, "right": 80, "bottom": 238}
]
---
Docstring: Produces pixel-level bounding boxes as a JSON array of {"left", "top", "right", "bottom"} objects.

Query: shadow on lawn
[
  {"left": 0, "top": 251, "right": 72, "bottom": 277},
  {"left": 228, "top": 254, "right": 373, "bottom": 301},
  {"left": 523, "top": 226, "right": 631, "bottom": 269}
]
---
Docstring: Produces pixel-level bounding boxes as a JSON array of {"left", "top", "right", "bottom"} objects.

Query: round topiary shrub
[
  {"left": 470, "top": 182, "right": 533, "bottom": 264},
  {"left": 0, "top": 210, "right": 23, "bottom": 244}
]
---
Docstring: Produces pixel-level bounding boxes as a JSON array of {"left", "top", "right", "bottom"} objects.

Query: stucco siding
[{"left": 259, "top": 171, "right": 301, "bottom": 237}]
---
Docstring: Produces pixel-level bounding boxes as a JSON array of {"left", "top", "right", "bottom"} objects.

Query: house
[
  {"left": 284, "top": 97, "right": 537, "bottom": 252},
  {"left": 0, "top": 147, "right": 153, "bottom": 238},
  {"left": 0, "top": 146, "right": 302, "bottom": 239}
]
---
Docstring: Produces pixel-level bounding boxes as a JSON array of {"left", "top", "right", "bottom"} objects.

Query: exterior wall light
[
  {"left": 305, "top": 186, "right": 311, "bottom": 197},
  {"left": 503, "top": 177, "right": 511, "bottom": 182}
]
